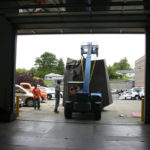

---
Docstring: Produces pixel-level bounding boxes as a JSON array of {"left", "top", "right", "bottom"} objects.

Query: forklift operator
[{"left": 69, "top": 87, "right": 76, "bottom": 95}]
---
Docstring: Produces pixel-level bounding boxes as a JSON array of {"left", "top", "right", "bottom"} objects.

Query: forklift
[{"left": 64, "top": 42, "right": 102, "bottom": 120}]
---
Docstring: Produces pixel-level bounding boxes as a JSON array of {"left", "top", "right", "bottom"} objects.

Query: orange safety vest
[
  {"left": 37, "top": 0, "right": 45, "bottom": 4},
  {"left": 32, "top": 88, "right": 41, "bottom": 99}
]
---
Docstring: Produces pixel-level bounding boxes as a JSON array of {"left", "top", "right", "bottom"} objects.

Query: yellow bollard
[
  {"left": 141, "top": 98, "right": 144, "bottom": 122},
  {"left": 16, "top": 96, "right": 19, "bottom": 117}
]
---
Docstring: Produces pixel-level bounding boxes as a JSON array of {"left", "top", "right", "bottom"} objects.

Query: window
[
  {"left": 15, "top": 87, "right": 20, "bottom": 93},
  {"left": 23, "top": 85, "right": 30, "bottom": 89}
]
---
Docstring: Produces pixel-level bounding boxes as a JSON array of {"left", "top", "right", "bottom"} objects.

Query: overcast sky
[{"left": 16, "top": 34, "right": 145, "bottom": 70}]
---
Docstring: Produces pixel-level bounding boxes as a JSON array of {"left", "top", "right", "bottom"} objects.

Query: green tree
[
  {"left": 29, "top": 67, "right": 37, "bottom": 74},
  {"left": 34, "top": 52, "right": 57, "bottom": 78},
  {"left": 107, "top": 66, "right": 123, "bottom": 80},
  {"left": 16, "top": 68, "right": 29, "bottom": 73},
  {"left": 107, "top": 66, "right": 117, "bottom": 79},
  {"left": 107, "top": 57, "right": 132, "bottom": 80},
  {"left": 56, "top": 58, "right": 65, "bottom": 75},
  {"left": 113, "top": 57, "right": 132, "bottom": 70}
]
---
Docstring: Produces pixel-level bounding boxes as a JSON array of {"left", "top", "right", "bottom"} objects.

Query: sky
[{"left": 16, "top": 34, "right": 145, "bottom": 70}]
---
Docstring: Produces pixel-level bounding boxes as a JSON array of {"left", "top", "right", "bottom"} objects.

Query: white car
[
  {"left": 39, "top": 86, "right": 53, "bottom": 100},
  {"left": 39, "top": 86, "right": 63, "bottom": 100},
  {"left": 48, "top": 87, "right": 63, "bottom": 99},
  {"left": 130, "top": 87, "right": 144, "bottom": 100},
  {"left": 49, "top": 87, "right": 63, "bottom": 98},
  {"left": 15, "top": 96, "right": 24, "bottom": 107},
  {"left": 120, "top": 87, "right": 144, "bottom": 100},
  {"left": 119, "top": 91, "right": 132, "bottom": 100},
  {"left": 139, "top": 87, "right": 145, "bottom": 99},
  {"left": 111, "top": 89, "right": 118, "bottom": 94}
]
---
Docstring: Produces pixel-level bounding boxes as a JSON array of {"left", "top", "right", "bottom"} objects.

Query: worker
[
  {"left": 54, "top": 80, "right": 61, "bottom": 113},
  {"left": 35, "top": 0, "right": 45, "bottom": 12},
  {"left": 69, "top": 87, "right": 76, "bottom": 95},
  {"left": 32, "top": 84, "right": 41, "bottom": 110},
  {"left": 37, "top": 0, "right": 45, "bottom": 4},
  {"left": 74, "top": 86, "right": 80, "bottom": 93}
]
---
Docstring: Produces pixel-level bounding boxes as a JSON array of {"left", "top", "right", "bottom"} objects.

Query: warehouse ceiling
[{"left": 0, "top": 0, "right": 150, "bottom": 34}]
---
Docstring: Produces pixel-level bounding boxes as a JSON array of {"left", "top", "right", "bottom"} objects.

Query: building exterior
[
  {"left": 135, "top": 56, "right": 145, "bottom": 87},
  {"left": 44, "top": 73, "right": 64, "bottom": 81},
  {"left": 110, "top": 80, "right": 134, "bottom": 90}
]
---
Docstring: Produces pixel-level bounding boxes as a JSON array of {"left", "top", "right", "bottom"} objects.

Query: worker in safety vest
[
  {"left": 35, "top": 0, "right": 45, "bottom": 12},
  {"left": 32, "top": 84, "right": 41, "bottom": 110},
  {"left": 37, "top": 0, "right": 45, "bottom": 4}
]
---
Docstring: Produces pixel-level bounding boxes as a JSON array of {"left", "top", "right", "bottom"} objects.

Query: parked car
[
  {"left": 47, "top": 87, "right": 63, "bottom": 99},
  {"left": 20, "top": 82, "right": 47, "bottom": 101},
  {"left": 15, "top": 96, "right": 24, "bottom": 107},
  {"left": 130, "top": 87, "right": 144, "bottom": 100},
  {"left": 38, "top": 86, "right": 53, "bottom": 100},
  {"left": 119, "top": 91, "right": 132, "bottom": 100},
  {"left": 118, "top": 89, "right": 124, "bottom": 96},
  {"left": 139, "top": 87, "right": 145, "bottom": 99},
  {"left": 119, "top": 87, "right": 144, "bottom": 100},
  {"left": 15, "top": 84, "right": 34, "bottom": 107},
  {"left": 111, "top": 89, "right": 118, "bottom": 94}
]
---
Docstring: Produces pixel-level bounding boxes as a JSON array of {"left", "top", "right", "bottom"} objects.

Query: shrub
[{"left": 15, "top": 72, "right": 45, "bottom": 86}]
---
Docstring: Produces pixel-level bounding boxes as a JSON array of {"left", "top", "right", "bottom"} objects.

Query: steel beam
[
  {"left": 145, "top": 25, "right": 150, "bottom": 124},
  {"left": 0, "top": 17, "right": 16, "bottom": 122},
  {"left": 0, "top": 1, "right": 149, "bottom": 9}
]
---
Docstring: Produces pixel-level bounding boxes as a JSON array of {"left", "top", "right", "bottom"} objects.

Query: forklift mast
[
  {"left": 64, "top": 42, "right": 102, "bottom": 120},
  {"left": 81, "top": 42, "right": 98, "bottom": 93}
]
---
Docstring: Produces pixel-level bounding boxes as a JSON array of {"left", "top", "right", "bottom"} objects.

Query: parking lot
[{"left": 18, "top": 94, "right": 142, "bottom": 124}]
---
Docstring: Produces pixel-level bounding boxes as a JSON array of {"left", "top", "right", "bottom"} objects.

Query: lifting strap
[
  {"left": 81, "top": 55, "right": 84, "bottom": 80},
  {"left": 90, "top": 56, "right": 97, "bottom": 83},
  {"left": 81, "top": 55, "right": 97, "bottom": 82}
]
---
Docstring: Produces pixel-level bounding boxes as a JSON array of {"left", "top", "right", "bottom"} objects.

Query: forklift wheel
[
  {"left": 94, "top": 104, "right": 101, "bottom": 120},
  {"left": 64, "top": 103, "right": 72, "bottom": 119},
  {"left": 95, "top": 110, "right": 101, "bottom": 120}
]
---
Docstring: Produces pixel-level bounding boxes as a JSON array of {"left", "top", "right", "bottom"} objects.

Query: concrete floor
[
  {"left": 18, "top": 95, "right": 142, "bottom": 124},
  {"left": 0, "top": 95, "right": 150, "bottom": 150}
]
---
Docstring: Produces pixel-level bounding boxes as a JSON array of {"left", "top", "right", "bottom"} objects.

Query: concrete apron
[
  {"left": 17, "top": 96, "right": 142, "bottom": 125},
  {"left": 0, "top": 114, "right": 149, "bottom": 150},
  {"left": 0, "top": 98, "right": 148, "bottom": 150}
]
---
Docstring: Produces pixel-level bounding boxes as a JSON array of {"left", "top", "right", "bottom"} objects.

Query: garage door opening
[{"left": 15, "top": 34, "right": 145, "bottom": 124}]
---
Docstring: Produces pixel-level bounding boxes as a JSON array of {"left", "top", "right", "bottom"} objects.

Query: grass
[
  {"left": 44, "top": 80, "right": 54, "bottom": 87},
  {"left": 109, "top": 79, "right": 128, "bottom": 82},
  {"left": 44, "top": 80, "right": 64, "bottom": 90}
]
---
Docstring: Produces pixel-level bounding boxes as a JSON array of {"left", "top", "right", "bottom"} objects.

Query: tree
[
  {"left": 107, "top": 66, "right": 117, "bottom": 79},
  {"left": 16, "top": 52, "right": 65, "bottom": 79},
  {"left": 107, "top": 57, "right": 132, "bottom": 80},
  {"left": 16, "top": 68, "right": 29, "bottom": 73},
  {"left": 113, "top": 58, "right": 132, "bottom": 70},
  {"left": 56, "top": 58, "right": 65, "bottom": 75},
  {"left": 34, "top": 52, "right": 57, "bottom": 78},
  {"left": 29, "top": 67, "right": 37, "bottom": 74},
  {"left": 107, "top": 66, "right": 123, "bottom": 79}
]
